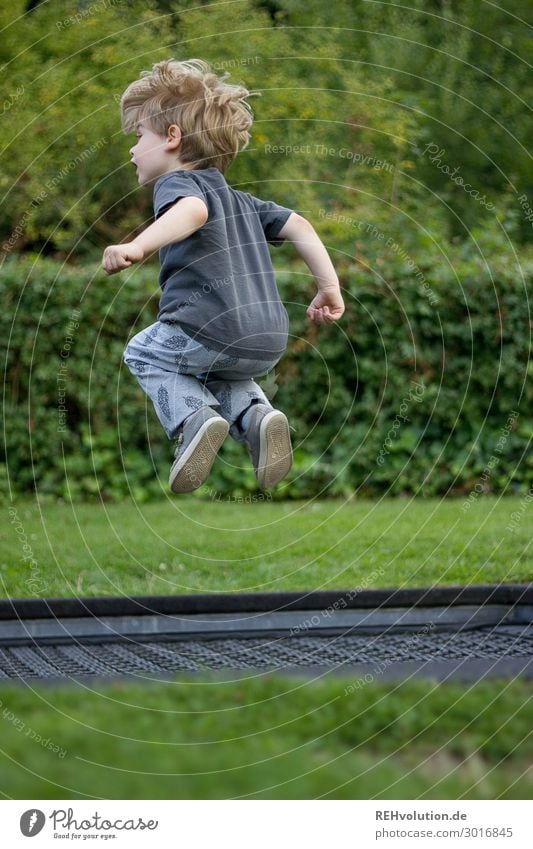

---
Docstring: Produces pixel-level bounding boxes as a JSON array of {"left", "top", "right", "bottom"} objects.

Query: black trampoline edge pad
[{"left": 1, "top": 583, "right": 532, "bottom": 620}]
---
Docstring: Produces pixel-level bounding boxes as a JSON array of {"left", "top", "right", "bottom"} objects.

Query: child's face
[{"left": 129, "top": 124, "right": 175, "bottom": 186}]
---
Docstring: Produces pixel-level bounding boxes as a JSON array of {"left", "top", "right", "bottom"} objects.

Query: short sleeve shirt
[{"left": 152, "top": 167, "right": 294, "bottom": 361}]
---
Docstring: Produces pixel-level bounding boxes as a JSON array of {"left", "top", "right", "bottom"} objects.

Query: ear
[{"left": 166, "top": 124, "right": 182, "bottom": 151}]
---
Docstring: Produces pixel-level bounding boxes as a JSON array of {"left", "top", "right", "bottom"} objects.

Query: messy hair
[{"left": 120, "top": 58, "right": 257, "bottom": 173}]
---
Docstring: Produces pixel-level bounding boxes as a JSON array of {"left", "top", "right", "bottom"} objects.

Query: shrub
[{"left": 1, "top": 237, "right": 531, "bottom": 502}]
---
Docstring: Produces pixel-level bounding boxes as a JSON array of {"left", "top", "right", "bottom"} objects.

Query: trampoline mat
[{"left": 1, "top": 624, "right": 532, "bottom": 682}]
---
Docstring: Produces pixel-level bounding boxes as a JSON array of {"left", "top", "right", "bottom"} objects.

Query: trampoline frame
[{"left": 0, "top": 584, "right": 531, "bottom": 683}]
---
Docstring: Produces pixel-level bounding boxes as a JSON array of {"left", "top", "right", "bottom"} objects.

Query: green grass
[
  {"left": 1, "top": 495, "right": 531, "bottom": 598},
  {"left": 1, "top": 495, "right": 531, "bottom": 799},
  {"left": 0, "top": 675, "right": 531, "bottom": 799}
]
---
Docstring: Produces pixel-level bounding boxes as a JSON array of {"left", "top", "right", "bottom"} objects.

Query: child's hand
[
  {"left": 306, "top": 288, "right": 345, "bottom": 324},
  {"left": 102, "top": 242, "right": 144, "bottom": 275}
]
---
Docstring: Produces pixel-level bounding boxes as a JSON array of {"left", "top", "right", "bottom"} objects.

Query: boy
[{"left": 102, "top": 59, "right": 344, "bottom": 494}]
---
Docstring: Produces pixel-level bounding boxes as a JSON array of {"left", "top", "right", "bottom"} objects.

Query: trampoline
[{"left": 0, "top": 583, "right": 531, "bottom": 683}]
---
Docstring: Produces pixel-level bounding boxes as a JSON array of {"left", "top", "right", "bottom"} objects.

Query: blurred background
[{"left": 1, "top": 0, "right": 531, "bottom": 503}]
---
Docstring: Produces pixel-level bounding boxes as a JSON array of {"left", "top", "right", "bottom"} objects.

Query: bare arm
[
  {"left": 278, "top": 213, "right": 345, "bottom": 324},
  {"left": 102, "top": 196, "right": 208, "bottom": 275}
]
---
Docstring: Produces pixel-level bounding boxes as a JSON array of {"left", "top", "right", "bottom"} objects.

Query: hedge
[{"left": 1, "top": 241, "right": 531, "bottom": 502}]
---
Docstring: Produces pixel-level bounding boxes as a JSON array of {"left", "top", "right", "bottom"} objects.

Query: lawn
[
  {"left": 0, "top": 675, "right": 531, "bottom": 799},
  {"left": 1, "top": 495, "right": 531, "bottom": 599},
  {"left": 0, "top": 494, "right": 531, "bottom": 800}
]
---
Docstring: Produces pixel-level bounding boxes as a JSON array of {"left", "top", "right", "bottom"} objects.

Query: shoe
[
  {"left": 169, "top": 406, "right": 229, "bottom": 493},
  {"left": 242, "top": 403, "right": 292, "bottom": 489}
]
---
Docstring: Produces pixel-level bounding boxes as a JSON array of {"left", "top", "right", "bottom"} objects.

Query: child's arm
[
  {"left": 102, "top": 196, "right": 208, "bottom": 275},
  {"left": 277, "top": 213, "right": 345, "bottom": 325}
]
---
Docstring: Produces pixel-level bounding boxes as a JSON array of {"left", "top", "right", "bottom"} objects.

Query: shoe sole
[
  {"left": 257, "top": 410, "right": 293, "bottom": 490},
  {"left": 169, "top": 417, "right": 229, "bottom": 494}
]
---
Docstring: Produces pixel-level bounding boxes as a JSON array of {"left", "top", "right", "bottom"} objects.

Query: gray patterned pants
[{"left": 123, "top": 321, "right": 280, "bottom": 443}]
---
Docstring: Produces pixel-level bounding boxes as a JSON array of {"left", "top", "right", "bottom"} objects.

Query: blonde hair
[{"left": 120, "top": 58, "right": 257, "bottom": 173}]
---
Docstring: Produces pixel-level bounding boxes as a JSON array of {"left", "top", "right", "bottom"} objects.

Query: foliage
[
  {"left": 0, "top": 0, "right": 531, "bottom": 258},
  {"left": 1, "top": 227, "right": 531, "bottom": 502},
  {"left": 281, "top": 0, "right": 533, "bottom": 241},
  {"left": 0, "top": 0, "right": 172, "bottom": 258},
  {"left": 0, "top": 0, "right": 530, "bottom": 502}
]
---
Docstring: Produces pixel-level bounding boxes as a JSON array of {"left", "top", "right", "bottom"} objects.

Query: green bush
[
  {"left": 1, "top": 234, "right": 531, "bottom": 502},
  {"left": 0, "top": 0, "right": 407, "bottom": 258},
  {"left": 3, "top": 0, "right": 531, "bottom": 258}
]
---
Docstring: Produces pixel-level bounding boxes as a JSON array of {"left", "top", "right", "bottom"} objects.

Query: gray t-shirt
[{"left": 153, "top": 167, "right": 293, "bottom": 361}]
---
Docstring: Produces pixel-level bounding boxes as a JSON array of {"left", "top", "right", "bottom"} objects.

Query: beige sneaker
[{"left": 242, "top": 403, "right": 292, "bottom": 489}]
